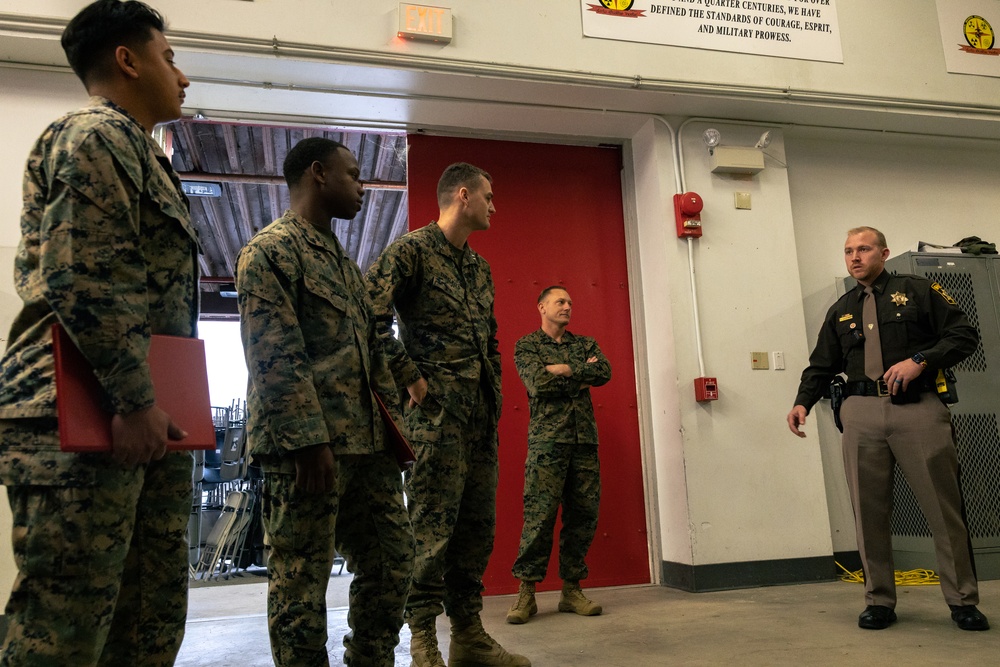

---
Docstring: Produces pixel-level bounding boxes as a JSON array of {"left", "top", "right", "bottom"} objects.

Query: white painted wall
[
  {"left": 2, "top": 0, "right": 1000, "bottom": 602},
  {"left": 785, "top": 127, "right": 1000, "bottom": 552},
  {"left": 627, "top": 117, "right": 836, "bottom": 566},
  {"left": 667, "top": 121, "right": 833, "bottom": 563},
  {"left": 5, "top": 0, "right": 998, "bottom": 111},
  {"left": 0, "top": 69, "right": 89, "bottom": 599},
  {"left": 629, "top": 118, "right": 692, "bottom": 565}
]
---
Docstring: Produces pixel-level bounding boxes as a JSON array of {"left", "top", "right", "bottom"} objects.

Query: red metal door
[{"left": 406, "top": 135, "right": 649, "bottom": 594}]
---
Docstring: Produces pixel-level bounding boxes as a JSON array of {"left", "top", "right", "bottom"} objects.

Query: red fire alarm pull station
[
  {"left": 694, "top": 377, "right": 719, "bottom": 402},
  {"left": 674, "top": 191, "right": 703, "bottom": 238}
]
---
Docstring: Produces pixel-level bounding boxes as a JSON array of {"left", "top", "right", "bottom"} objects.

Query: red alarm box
[
  {"left": 674, "top": 191, "right": 704, "bottom": 238},
  {"left": 694, "top": 377, "right": 718, "bottom": 402}
]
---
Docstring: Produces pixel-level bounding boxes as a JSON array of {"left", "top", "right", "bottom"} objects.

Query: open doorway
[
  {"left": 168, "top": 118, "right": 409, "bottom": 605},
  {"left": 176, "top": 122, "right": 652, "bottom": 608}
]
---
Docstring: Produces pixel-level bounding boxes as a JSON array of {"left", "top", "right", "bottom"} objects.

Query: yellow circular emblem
[
  {"left": 599, "top": 0, "right": 634, "bottom": 10},
  {"left": 964, "top": 15, "right": 995, "bottom": 50}
]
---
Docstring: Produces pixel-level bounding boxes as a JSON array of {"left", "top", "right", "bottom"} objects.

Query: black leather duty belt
[{"left": 845, "top": 379, "right": 933, "bottom": 397}]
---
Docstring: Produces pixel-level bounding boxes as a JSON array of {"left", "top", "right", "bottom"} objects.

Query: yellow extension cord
[{"left": 836, "top": 561, "right": 940, "bottom": 586}]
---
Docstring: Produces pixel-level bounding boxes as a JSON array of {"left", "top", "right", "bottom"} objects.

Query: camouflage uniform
[
  {"left": 0, "top": 97, "right": 199, "bottom": 666},
  {"left": 237, "top": 210, "right": 413, "bottom": 667},
  {"left": 364, "top": 221, "right": 502, "bottom": 627},
  {"left": 511, "top": 330, "right": 611, "bottom": 583}
]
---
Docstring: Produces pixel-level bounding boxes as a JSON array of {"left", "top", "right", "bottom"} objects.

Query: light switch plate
[
  {"left": 751, "top": 352, "right": 769, "bottom": 370},
  {"left": 735, "top": 192, "right": 752, "bottom": 209}
]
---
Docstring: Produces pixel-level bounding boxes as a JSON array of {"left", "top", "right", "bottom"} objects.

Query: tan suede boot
[
  {"left": 448, "top": 614, "right": 531, "bottom": 666},
  {"left": 409, "top": 621, "right": 446, "bottom": 667},
  {"left": 558, "top": 581, "right": 602, "bottom": 616},
  {"left": 505, "top": 581, "right": 537, "bottom": 625}
]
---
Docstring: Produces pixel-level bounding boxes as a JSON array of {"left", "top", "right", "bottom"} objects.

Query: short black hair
[
  {"left": 282, "top": 137, "right": 350, "bottom": 188},
  {"left": 436, "top": 162, "right": 491, "bottom": 208},
  {"left": 538, "top": 285, "right": 568, "bottom": 303},
  {"left": 61, "top": 0, "right": 166, "bottom": 86}
]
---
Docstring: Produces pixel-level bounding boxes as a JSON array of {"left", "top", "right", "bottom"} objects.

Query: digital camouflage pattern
[
  {"left": 1, "top": 424, "right": 191, "bottom": 667},
  {"left": 263, "top": 456, "right": 413, "bottom": 667},
  {"left": 237, "top": 210, "right": 401, "bottom": 470},
  {"left": 364, "top": 221, "right": 501, "bottom": 626},
  {"left": 512, "top": 330, "right": 611, "bottom": 583},
  {"left": 0, "top": 98, "right": 198, "bottom": 665},
  {"left": 364, "top": 221, "right": 502, "bottom": 423},
  {"left": 512, "top": 441, "right": 601, "bottom": 583},
  {"left": 401, "top": 386, "right": 498, "bottom": 625},
  {"left": 0, "top": 97, "right": 200, "bottom": 486},
  {"left": 513, "top": 330, "right": 611, "bottom": 445},
  {"left": 237, "top": 210, "right": 413, "bottom": 665}
]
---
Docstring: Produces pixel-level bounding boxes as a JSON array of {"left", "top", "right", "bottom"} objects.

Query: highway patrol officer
[{"left": 787, "top": 226, "right": 988, "bottom": 632}]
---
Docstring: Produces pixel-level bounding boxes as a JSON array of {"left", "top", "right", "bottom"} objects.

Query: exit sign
[
  {"left": 398, "top": 3, "right": 452, "bottom": 43},
  {"left": 181, "top": 181, "right": 222, "bottom": 198}
]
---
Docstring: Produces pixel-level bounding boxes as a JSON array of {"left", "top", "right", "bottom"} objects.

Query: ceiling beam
[{"left": 178, "top": 171, "right": 406, "bottom": 189}]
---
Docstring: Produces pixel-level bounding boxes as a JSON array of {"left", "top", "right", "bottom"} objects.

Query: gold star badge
[{"left": 890, "top": 291, "right": 909, "bottom": 306}]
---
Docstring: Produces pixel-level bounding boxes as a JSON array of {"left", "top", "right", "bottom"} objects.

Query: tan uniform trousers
[{"left": 840, "top": 392, "right": 979, "bottom": 609}]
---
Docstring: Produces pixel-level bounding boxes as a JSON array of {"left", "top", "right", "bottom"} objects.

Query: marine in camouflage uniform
[
  {"left": 237, "top": 138, "right": 413, "bottom": 667},
  {"left": 507, "top": 287, "right": 611, "bottom": 625},
  {"left": 365, "top": 163, "right": 529, "bottom": 666},
  {"left": 0, "top": 3, "right": 197, "bottom": 664}
]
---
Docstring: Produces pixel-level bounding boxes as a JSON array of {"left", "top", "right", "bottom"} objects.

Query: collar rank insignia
[
  {"left": 839, "top": 313, "right": 854, "bottom": 322},
  {"left": 890, "top": 291, "right": 908, "bottom": 306}
]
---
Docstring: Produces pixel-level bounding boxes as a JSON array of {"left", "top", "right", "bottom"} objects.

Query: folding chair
[{"left": 193, "top": 490, "right": 252, "bottom": 581}]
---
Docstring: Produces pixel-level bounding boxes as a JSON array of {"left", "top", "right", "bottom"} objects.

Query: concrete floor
[{"left": 178, "top": 575, "right": 999, "bottom": 666}]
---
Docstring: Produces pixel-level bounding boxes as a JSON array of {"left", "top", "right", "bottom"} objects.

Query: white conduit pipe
[{"left": 4, "top": 13, "right": 1000, "bottom": 122}]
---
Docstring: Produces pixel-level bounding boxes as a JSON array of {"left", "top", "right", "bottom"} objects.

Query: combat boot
[
  {"left": 558, "top": 581, "right": 602, "bottom": 616},
  {"left": 449, "top": 614, "right": 531, "bottom": 666},
  {"left": 409, "top": 621, "right": 446, "bottom": 667},
  {"left": 505, "top": 581, "right": 537, "bottom": 625}
]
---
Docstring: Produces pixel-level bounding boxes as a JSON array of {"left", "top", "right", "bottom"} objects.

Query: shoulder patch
[{"left": 930, "top": 282, "right": 958, "bottom": 305}]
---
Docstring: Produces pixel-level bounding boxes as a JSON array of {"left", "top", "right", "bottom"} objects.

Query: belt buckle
[{"left": 876, "top": 379, "right": 890, "bottom": 397}]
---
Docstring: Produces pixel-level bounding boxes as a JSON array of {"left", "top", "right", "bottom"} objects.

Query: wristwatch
[{"left": 911, "top": 352, "right": 928, "bottom": 368}]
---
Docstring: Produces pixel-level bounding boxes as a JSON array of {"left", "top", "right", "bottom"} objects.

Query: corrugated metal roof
[{"left": 167, "top": 118, "right": 408, "bottom": 317}]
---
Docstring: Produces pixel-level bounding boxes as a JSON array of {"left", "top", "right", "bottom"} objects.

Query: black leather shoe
[
  {"left": 858, "top": 605, "right": 897, "bottom": 629},
  {"left": 950, "top": 605, "right": 990, "bottom": 631}
]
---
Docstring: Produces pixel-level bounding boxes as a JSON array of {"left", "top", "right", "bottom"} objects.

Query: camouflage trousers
[
  {"left": 511, "top": 442, "right": 600, "bottom": 583},
  {"left": 0, "top": 421, "right": 192, "bottom": 667},
  {"left": 403, "top": 389, "right": 498, "bottom": 627},
  {"left": 262, "top": 449, "right": 413, "bottom": 667}
]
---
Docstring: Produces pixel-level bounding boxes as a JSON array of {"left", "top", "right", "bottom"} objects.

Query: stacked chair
[{"left": 190, "top": 400, "right": 263, "bottom": 581}]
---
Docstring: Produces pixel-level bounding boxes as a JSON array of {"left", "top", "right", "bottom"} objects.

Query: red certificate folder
[
  {"left": 372, "top": 390, "right": 416, "bottom": 471},
  {"left": 52, "top": 323, "right": 216, "bottom": 452}
]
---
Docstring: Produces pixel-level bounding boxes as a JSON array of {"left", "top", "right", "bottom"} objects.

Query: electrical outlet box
[
  {"left": 751, "top": 352, "right": 769, "bottom": 370},
  {"left": 773, "top": 351, "right": 785, "bottom": 370},
  {"left": 735, "top": 192, "right": 751, "bottom": 209}
]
